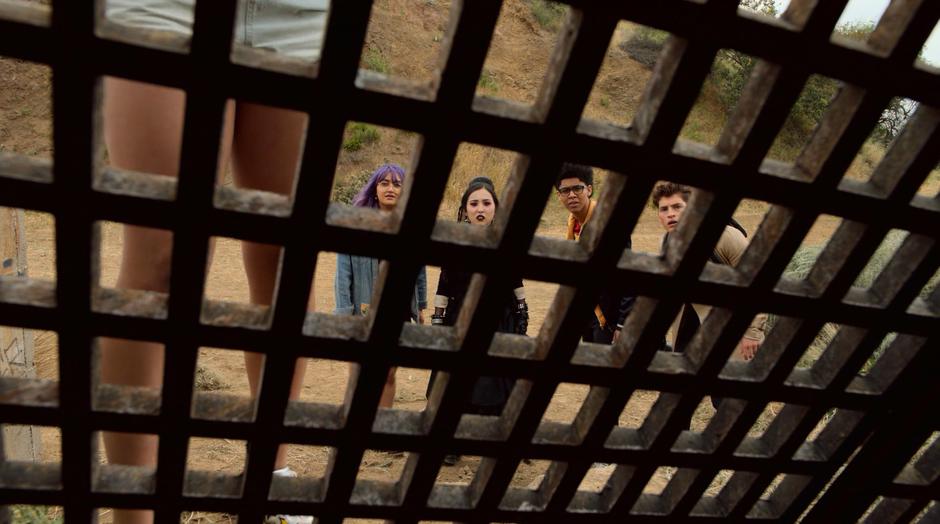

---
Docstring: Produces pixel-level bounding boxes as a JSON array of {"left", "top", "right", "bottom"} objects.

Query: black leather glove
[{"left": 514, "top": 300, "right": 529, "bottom": 335}]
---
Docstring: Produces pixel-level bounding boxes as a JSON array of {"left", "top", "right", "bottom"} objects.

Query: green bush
[
  {"left": 8, "top": 506, "right": 63, "bottom": 524},
  {"left": 620, "top": 26, "right": 669, "bottom": 70},
  {"left": 529, "top": 0, "right": 566, "bottom": 31},
  {"left": 776, "top": 231, "right": 937, "bottom": 370},
  {"left": 342, "top": 123, "right": 380, "bottom": 152},
  {"left": 332, "top": 169, "right": 374, "bottom": 205},
  {"left": 477, "top": 69, "right": 499, "bottom": 92},
  {"left": 362, "top": 48, "right": 390, "bottom": 74}
]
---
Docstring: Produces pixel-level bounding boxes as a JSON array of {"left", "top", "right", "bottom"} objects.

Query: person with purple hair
[{"left": 334, "top": 163, "right": 428, "bottom": 408}]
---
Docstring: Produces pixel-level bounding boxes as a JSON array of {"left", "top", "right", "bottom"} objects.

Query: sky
[{"left": 776, "top": 0, "right": 940, "bottom": 65}]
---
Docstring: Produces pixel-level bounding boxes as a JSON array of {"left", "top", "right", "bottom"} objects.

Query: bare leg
[
  {"left": 101, "top": 78, "right": 233, "bottom": 524},
  {"left": 379, "top": 367, "right": 397, "bottom": 408},
  {"left": 231, "top": 101, "right": 308, "bottom": 469}
]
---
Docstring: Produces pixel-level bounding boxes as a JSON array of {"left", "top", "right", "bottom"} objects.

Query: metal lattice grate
[{"left": 0, "top": 0, "right": 938, "bottom": 522}]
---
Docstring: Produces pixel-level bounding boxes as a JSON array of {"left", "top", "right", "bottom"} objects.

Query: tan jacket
[
  {"left": 668, "top": 225, "right": 767, "bottom": 357},
  {"left": 566, "top": 200, "right": 597, "bottom": 241}
]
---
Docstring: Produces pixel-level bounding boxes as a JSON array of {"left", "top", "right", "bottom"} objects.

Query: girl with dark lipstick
[{"left": 430, "top": 177, "right": 528, "bottom": 464}]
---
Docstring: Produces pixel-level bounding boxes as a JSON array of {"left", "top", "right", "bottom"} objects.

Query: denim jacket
[{"left": 334, "top": 253, "right": 427, "bottom": 319}]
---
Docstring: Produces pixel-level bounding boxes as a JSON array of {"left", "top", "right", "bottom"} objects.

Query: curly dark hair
[{"left": 555, "top": 163, "right": 593, "bottom": 188}]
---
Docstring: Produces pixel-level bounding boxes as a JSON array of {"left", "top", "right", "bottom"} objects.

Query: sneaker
[{"left": 265, "top": 468, "right": 312, "bottom": 524}]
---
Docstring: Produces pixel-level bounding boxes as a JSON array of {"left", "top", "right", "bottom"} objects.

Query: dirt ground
[{"left": 19, "top": 200, "right": 798, "bottom": 521}]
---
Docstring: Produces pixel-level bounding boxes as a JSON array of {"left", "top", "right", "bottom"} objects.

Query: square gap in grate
[
  {"left": 97, "top": 0, "right": 191, "bottom": 52},
  {"left": 213, "top": 100, "right": 308, "bottom": 216},
  {"left": 915, "top": 164, "right": 940, "bottom": 199},
  {"left": 356, "top": 448, "right": 410, "bottom": 484},
  {"left": 745, "top": 402, "right": 784, "bottom": 439},
  {"left": 856, "top": 331, "right": 900, "bottom": 378},
  {"left": 832, "top": 2, "right": 891, "bottom": 44},
  {"left": 643, "top": 466, "right": 677, "bottom": 495},
  {"left": 517, "top": 277, "right": 559, "bottom": 345},
  {"left": 95, "top": 221, "right": 173, "bottom": 313},
  {"left": 435, "top": 142, "right": 519, "bottom": 236},
  {"left": 98, "top": 508, "right": 151, "bottom": 522},
  {"left": 505, "top": 458, "right": 552, "bottom": 492},
  {"left": 618, "top": 389, "right": 661, "bottom": 430},
  {"left": 356, "top": 0, "right": 451, "bottom": 90},
  {"left": 789, "top": 322, "right": 841, "bottom": 371},
  {"left": 540, "top": 382, "right": 589, "bottom": 425},
  {"left": 841, "top": 98, "right": 919, "bottom": 187},
  {"left": 299, "top": 358, "right": 353, "bottom": 406},
  {"left": 581, "top": 21, "right": 674, "bottom": 131},
  {"left": 702, "top": 468, "right": 735, "bottom": 497},
  {"left": 578, "top": 462, "right": 617, "bottom": 493},
  {"left": 434, "top": 454, "right": 483, "bottom": 486},
  {"left": 321, "top": 251, "right": 404, "bottom": 319},
  {"left": 689, "top": 396, "right": 718, "bottom": 434},
  {"left": 93, "top": 336, "right": 165, "bottom": 414},
  {"left": 385, "top": 367, "right": 432, "bottom": 412},
  {"left": 0, "top": 324, "right": 56, "bottom": 381},
  {"left": 95, "top": 78, "right": 188, "bottom": 200},
  {"left": 536, "top": 164, "right": 619, "bottom": 247},
  {"left": 775, "top": 213, "right": 843, "bottom": 288},
  {"left": 95, "top": 430, "right": 158, "bottom": 468},
  {"left": 847, "top": 228, "right": 909, "bottom": 293},
  {"left": 193, "top": 346, "right": 251, "bottom": 398},
  {"left": 673, "top": 48, "right": 760, "bottom": 150},
  {"left": 227, "top": 5, "right": 326, "bottom": 74},
  {"left": 898, "top": 432, "right": 940, "bottom": 483},
  {"left": 187, "top": 437, "right": 246, "bottom": 477},
  {"left": 804, "top": 408, "right": 861, "bottom": 447},
  {"left": 634, "top": 179, "right": 707, "bottom": 257},
  {"left": 9, "top": 208, "right": 56, "bottom": 284},
  {"left": 475, "top": 0, "right": 573, "bottom": 106},
  {"left": 2, "top": 424, "right": 59, "bottom": 466},
  {"left": 757, "top": 473, "right": 787, "bottom": 502},
  {"left": 204, "top": 235, "right": 278, "bottom": 313},
  {"left": 0, "top": 56, "right": 52, "bottom": 160},
  {"left": 737, "top": 0, "right": 790, "bottom": 17},
  {"left": 4, "top": 506, "right": 64, "bottom": 523},
  {"left": 284, "top": 443, "right": 333, "bottom": 480},
  {"left": 764, "top": 73, "right": 842, "bottom": 164},
  {"left": 179, "top": 512, "right": 237, "bottom": 523},
  {"left": 328, "top": 122, "right": 422, "bottom": 232}
]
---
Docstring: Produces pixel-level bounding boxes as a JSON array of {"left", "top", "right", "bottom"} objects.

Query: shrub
[
  {"left": 8, "top": 506, "right": 63, "bottom": 524},
  {"left": 478, "top": 69, "right": 499, "bottom": 92},
  {"left": 774, "top": 230, "right": 937, "bottom": 369},
  {"left": 529, "top": 0, "right": 566, "bottom": 31},
  {"left": 362, "top": 48, "right": 390, "bottom": 74},
  {"left": 332, "top": 169, "right": 373, "bottom": 205},
  {"left": 620, "top": 26, "right": 669, "bottom": 70},
  {"left": 342, "top": 122, "right": 380, "bottom": 152}
]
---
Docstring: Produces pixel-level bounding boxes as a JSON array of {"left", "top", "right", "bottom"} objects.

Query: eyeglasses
[{"left": 557, "top": 184, "right": 586, "bottom": 195}]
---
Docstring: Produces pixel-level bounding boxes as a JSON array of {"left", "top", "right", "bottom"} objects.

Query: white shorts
[{"left": 105, "top": 0, "right": 329, "bottom": 61}]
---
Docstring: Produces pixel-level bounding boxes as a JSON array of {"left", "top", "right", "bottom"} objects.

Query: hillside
[{"left": 3, "top": 0, "right": 936, "bottom": 219}]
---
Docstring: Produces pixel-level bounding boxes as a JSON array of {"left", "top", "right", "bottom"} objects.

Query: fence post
[{"left": 0, "top": 207, "right": 41, "bottom": 462}]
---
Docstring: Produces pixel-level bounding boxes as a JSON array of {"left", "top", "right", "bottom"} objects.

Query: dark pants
[{"left": 583, "top": 322, "right": 615, "bottom": 344}]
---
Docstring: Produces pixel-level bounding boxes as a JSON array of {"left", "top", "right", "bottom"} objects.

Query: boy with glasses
[{"left": 555, "top": 163, "right": 635, "bottom": 344}]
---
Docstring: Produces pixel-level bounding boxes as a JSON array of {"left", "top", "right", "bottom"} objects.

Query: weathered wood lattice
[{"left": 0, "top": 0, "right": 938, "bottom": 522}]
